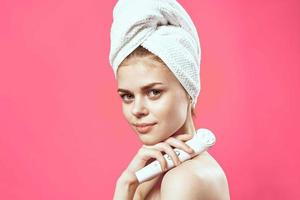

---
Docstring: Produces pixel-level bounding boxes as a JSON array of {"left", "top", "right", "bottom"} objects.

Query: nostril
[{"left": 131, "top": 106, "right": 148, "bottom": 117}]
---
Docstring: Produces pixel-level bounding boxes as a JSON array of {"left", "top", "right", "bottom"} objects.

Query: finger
[
  {"left": 136, "top": 147, "right": 168, "bottom": 171},
  {"left": 173, "top": 133, "right": 194, "bottom": 141},
  {"left": 164, "top": 137, "right": 195, "bottom": 154},
  {"left": 153, "top": 143, "right": 181, "bottom": 166},
  {"left": 141, "top": 144, "right": 170, "bottom": 165}
]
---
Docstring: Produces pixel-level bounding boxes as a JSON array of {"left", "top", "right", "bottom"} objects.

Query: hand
[
  {"left": 128, "top": 132, "right": 195, "bottom": 176},
  {"left": 113, "top": 132, "right": 196, "bottom": 200}
]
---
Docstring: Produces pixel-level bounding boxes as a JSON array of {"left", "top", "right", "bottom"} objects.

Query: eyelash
[{"left": 120, "top": 89, "right": 162, "bottom": 101}]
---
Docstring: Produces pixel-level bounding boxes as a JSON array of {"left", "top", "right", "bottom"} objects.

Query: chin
[
  {"left": 138, "top": 134, "right": 165, "bottom": 146},
  {"left": 138, "top": 135, "right": 155, "bottom": 145}
]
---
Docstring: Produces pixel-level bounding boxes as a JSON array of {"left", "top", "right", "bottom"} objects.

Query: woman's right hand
[{"left": 113, "top": 132, "right": 196, "bottom": 200}]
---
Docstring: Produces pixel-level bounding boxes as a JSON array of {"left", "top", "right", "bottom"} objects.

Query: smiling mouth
[{"left": 135, "top": 123, "right": 156, "bottom": 133}]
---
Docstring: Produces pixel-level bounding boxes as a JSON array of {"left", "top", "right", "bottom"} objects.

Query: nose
[{"left": 131, "top": 96, "right": 148, "bottom": 117}]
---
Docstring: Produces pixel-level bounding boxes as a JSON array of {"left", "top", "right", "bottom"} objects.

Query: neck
[{"left": 173, "top": 111, "right": 196, "bottom": 137}]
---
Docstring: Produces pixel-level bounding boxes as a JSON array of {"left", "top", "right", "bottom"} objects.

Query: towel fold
[{"left": 109, "top": 0, "right": 201, "bottom": 108}]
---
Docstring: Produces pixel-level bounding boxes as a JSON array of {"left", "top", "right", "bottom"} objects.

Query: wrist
[
  {"left": 117, "top": 169, "right": 138, "bottom": 186},
  {"left": 114, "top": 171, "right": 139, "bottom": 200}
]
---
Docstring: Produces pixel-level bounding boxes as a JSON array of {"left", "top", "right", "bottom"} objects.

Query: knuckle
[
  {"left": 137, "top": 147, "right": 145, "bottom": 154},
  {"left": 137, "top": 148, "right": 142, "bottom": 155},
  {"left": 158, "top": 142, "right": 170, "bottom": 149},
  {"left": 174, "top": 134, "right": 182, "bottom": 139},
  {"left": 164, "top": 137, "right": 173, "bottom": 142},
  {"left": 154, "top": 150, "right": 163, "bottom": 157},
  {"left": 154, "top": 142, "right": 165, "bottom": 148}
]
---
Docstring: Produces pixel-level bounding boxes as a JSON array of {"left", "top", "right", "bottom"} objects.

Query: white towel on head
[{"left": 109, "top": 0, "right": 201, "bottom": 108}]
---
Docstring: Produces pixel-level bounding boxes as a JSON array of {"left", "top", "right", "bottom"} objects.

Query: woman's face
[{"left": 117, "top": 56, "right": 190, "bottom": 145}]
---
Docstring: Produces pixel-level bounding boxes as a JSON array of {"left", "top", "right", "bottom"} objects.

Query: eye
[
  {"left": 148, "top": 89, "right": 161, "bottom": 97},
  {"left": 120, "top": 93, "right": 134, "bottom": 102}
]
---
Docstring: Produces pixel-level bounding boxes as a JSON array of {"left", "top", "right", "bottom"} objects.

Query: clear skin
[
  {"left": 113, "top": 56, "right": 230, "bottom": 200},
  {"left": 116, "top": 56, "right": 196, "bottom": 146}
]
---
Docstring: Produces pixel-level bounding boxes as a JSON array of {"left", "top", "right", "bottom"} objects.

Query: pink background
[{"left": 1, "top": 0, "right": 299, "bottom": 199}]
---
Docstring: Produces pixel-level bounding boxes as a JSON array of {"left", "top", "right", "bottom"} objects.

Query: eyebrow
[{"left": 117, "top": 82, "right": 164, "bottom": 93}]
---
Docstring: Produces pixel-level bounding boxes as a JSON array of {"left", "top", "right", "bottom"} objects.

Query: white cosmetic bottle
[{"left": 135, "top": 128, "right": 216, "bottom": 183}]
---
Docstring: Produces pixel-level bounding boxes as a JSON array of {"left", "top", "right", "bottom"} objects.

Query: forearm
[
  {"left": 113, "top": 170, "right": 139, "bottom": 200},
  {"left": 113, "top": 181, "right": 138, "bottom": 200}
]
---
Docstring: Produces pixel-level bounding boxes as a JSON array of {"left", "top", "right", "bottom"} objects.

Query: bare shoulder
[{"left": 160, "top": 151, "right": 230, "bottom": 200}]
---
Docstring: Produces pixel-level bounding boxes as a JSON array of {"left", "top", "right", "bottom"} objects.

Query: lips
[
  {"left": 135, "top": 122, "right": 156, "bottom": 127},
  {"left": 134, "top": 122, "right": 157, "bottom": 133}
]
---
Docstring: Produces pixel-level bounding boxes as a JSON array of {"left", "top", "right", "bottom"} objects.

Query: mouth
[{"left": 134, "top": 123, "right": 157, "bottom": 133}]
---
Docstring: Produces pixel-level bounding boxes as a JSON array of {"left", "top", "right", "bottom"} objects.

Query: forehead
[{"left": 117, "top": 57, "right": 177, "bottom": 87}]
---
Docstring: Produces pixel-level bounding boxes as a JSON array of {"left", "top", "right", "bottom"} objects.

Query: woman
[{"left": 109, "top": 0, "right": 230, "bottom": 199}]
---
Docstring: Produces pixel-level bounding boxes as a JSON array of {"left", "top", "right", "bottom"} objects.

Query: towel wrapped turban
[{"left": 109, "top": 0, "right": 201, "bottom": 108}]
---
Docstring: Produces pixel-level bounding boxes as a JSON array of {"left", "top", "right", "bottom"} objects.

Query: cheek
[
  {"left": 122, "top": 105, "right": 131, "bottom": 122},
  {"left": 154, "top": 94, "right": 188, "bottom": 132}
]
